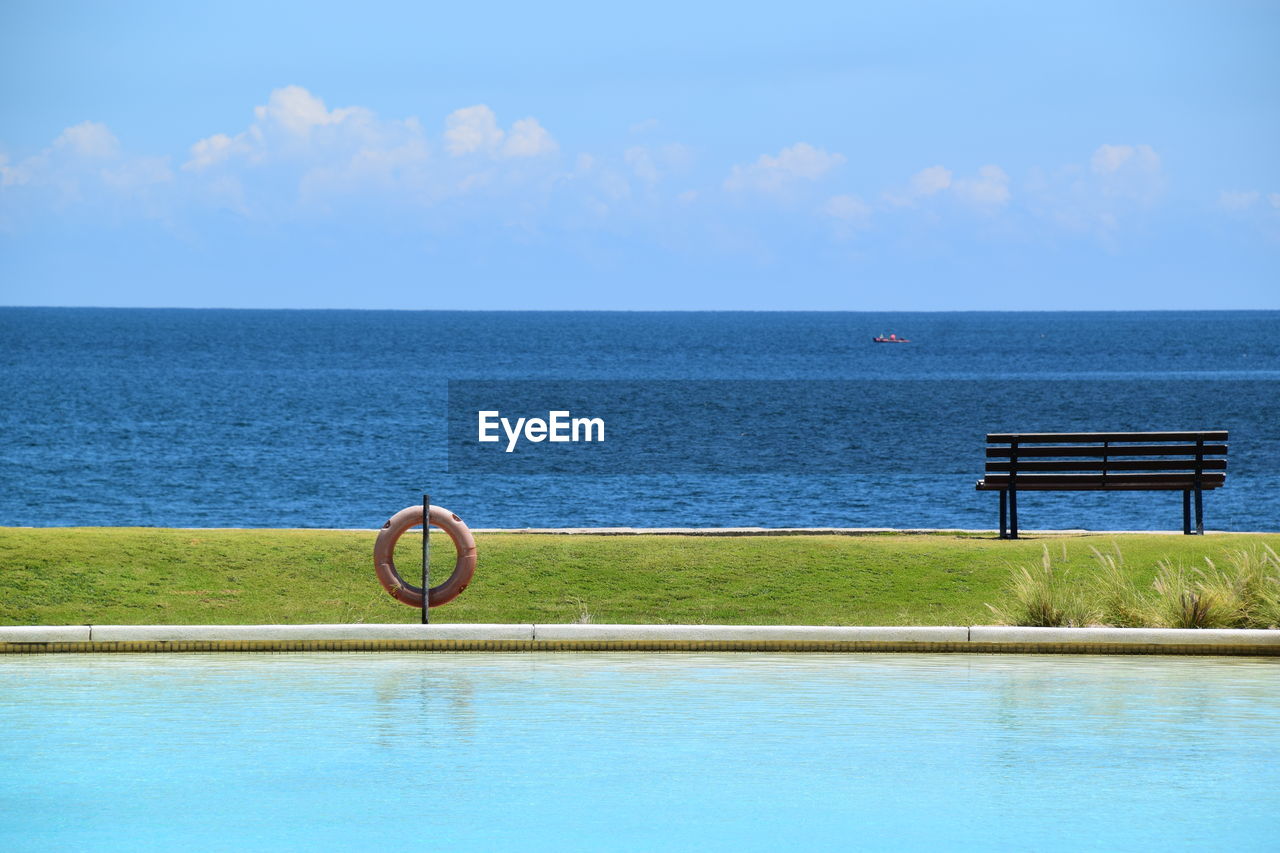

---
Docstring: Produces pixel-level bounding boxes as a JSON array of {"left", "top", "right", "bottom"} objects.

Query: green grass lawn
[{"left": 1, "top": 527, "right": 1277, "bottom": 626}]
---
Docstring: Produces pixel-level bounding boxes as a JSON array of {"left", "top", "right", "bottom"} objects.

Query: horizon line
[{"left": 2, "top": 305, "right": 1278, "bottom": 314}]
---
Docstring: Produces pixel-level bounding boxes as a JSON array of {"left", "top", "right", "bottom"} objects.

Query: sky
[{"left": 1, "top": 0, "right": 1277, "bottom": 310}]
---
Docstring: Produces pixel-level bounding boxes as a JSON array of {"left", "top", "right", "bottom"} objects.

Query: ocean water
[
  {"left": 0, "top": 308, "right": 1277, "bottom": 530},
  {"left": 2, "top": 653, "right": 1278, "bottom": 851}
]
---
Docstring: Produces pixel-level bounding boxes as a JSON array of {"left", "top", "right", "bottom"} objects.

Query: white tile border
[
  {"left": 88, "top": 623, "right": 534, "bottom": 643},
  {"left": 0, "top": 626, "right": 92, "bottom": 643},
  {"left": 1, "top": 623, "right": 1276, "bottom": 652},
  {"left": 533, "top": 624, "right": 967, "bottom": 643},
  {"left": 969, "top": 626, "right": 1280, "bottom": 646}
]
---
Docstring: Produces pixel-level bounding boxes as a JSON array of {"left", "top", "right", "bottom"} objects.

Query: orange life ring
[{"left": 373, "top": 504, "right": 477, "bottom": 607}]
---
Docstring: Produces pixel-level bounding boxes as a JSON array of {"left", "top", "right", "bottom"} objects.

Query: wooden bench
[{"left": 976, "top": 431, "right": 1228, "bottom": 538}]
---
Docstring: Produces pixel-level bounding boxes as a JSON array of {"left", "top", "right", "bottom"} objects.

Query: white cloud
[
  {"left": 185, "top": 86, "right": 432, "bottom": 178},
  {"left": 19, "top": 97, "right": 1201, "bottom": 254},
  {"left": 101, "top": 156, "right": 172, "bottom": 191},
  {"left": 599, "top": 172, "right": 631, "bottom": 201},
  {"left": 724, "top": 142, "right": 844, "bottom": 193},
  {"left": 885, "top": 163, "right": 1008, "bottom": 209},
  {"left": 883, "top": 165, "right": 952, "bottom": 206},
  {"left": 253, "top": 85, "right": 370, "bottom": 137},
  {"left": 661, "top": 143, "right": 693, "bottom": 171},
  {"left": 443, "top": 106, "right": 557, "bottom": 159},
  {"left": 0, "top": 150, "right": 36, "bottom": 187},
  {"left": 1022, "top": 144, "right": 1168, "bottom": 241},
  {"left": 953, "top": 165, "right": 1011, "bottom": 208},
  {"left": 298, "top": 135, "right": 432, "bottom": 202},
  {"left": 166, "top": 88, "right": 571, "bottom": 218},
  {"left": 182, "top": 87, "right": 434, "bottom": 212},
  {"left": 624, "top": 144, "right": 693, "bottom": 185},
  {"left": 0, "top": 120, "right": 170, "bottom": 204},
  {"left": 823, "top": 193, "right": 871, "bottom": 224},
  {"left": 911, "top": 165, "right": 952, "bottom": 196},
  {"left": 1271, "top": 193, "right": 1280, "bottom": 209},
  {"left": 576, "top": 145, "right": 691, "bottom": 218},
  {"left": 503, "top": 117, "right": 557, "bottom": 157},
  {"left": 1089, "top": 143, "right": 1164, "bottom": 203},
  {"left": 445, "top": 105, "right": 504, "bottom": 156},
  {"left": 54, "top": 121, "right": 120, "bottom": 158},
  {"left": 1218, "top": 190, "right": 1260, "bottom": 211},
  {"left": 823, "top": 194, "right": 872, "bottom": 239},
  {"left": 625, "top": 146, "right": 658, "bottom": 183},
  {"left": 184, "top": 133, "right": 251, "bottom": 171},
  {"left": 1091, "top": 143, "right": 1159, "bottom": 175}
]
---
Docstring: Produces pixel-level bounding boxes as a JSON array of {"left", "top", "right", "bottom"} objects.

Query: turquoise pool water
[{"left": 2, "top": 653, "right": 1277, "bottom": 850}]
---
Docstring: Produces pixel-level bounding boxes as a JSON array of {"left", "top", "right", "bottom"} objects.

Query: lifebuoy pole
[
  {"left": 421, "top": 494, "right": 430, "bottom": 624},
  {"left": 375, "top": 504, "right": 476, "bottom": 608}
]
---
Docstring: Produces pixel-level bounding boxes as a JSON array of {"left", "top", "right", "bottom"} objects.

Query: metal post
[
  {"left": 999, "top": 489, "right": 1007, "bottom": 539},
  {"left": 1009, "top": 488, "right": 1019, "bottom": 539},
  {"left": 1008, "top": 440, "right": 1019, "bottom": 539},
  {"left": 422, "top": 493, "right": 430, "bottom": 624},
  {"left": 1182, "top": 490, "right": 1191, "bottom": 535},
  {"left": 1194, "top": 438, "right": 1204, "bottom": 536}
]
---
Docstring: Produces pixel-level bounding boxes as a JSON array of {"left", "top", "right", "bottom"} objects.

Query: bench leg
[
  {"left": 1182, "top": 490, "right": 1191, "bottom": 535},
  {"left": 1194, "top": 485, "right": 1203, "bottom": 535},
  {"left": 1009, "top": 488, "right": 1019, "bottom": 540},
  {"left": 999, "top": 490, "right": 1007, "bottom": 539}
]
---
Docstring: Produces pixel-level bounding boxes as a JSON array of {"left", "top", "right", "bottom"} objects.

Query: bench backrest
[{"left": 983, "top": 431, "right": 1228, "bottom": 491}]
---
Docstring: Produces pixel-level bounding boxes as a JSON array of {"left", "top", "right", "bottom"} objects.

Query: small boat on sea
[{"left": 873, "top": 333, "right": 910, "bottom": 343}]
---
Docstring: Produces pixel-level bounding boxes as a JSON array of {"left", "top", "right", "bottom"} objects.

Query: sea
[{"left": 1, "top": 308, "right": 1277, "bottom": 531}]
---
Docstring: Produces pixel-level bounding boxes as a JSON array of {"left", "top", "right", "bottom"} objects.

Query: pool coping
[{"left": 1, "top": 624, "right": 1277, "bottom": 655}]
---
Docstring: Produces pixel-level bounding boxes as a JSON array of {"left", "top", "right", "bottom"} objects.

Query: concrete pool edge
[{"left": 1, "top": 624, "right": 1277, "bottom": 655}]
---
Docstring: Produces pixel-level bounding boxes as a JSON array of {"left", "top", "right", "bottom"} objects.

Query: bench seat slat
[
  {"left": 977, "top": 472, "right": 1225, "bottom": 491},
  {"left": 986, "top": 459, "right": 1227, "bottom": 473},
  {"left": 976, "top": 480, "right": 1226, "bottom": 492},
  {"left": 986, "top": 430, "right": 1227, "bottom": 443},
  {"left": 980, "top": 472, "right": 1227, "bottom": 484},
  {"left": 986, "top": 444, "right": 1227, "bottom": 458}
]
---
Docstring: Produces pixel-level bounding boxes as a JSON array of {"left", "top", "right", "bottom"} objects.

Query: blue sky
[{"left": 1, "top": 0, "right": 1277, "bottom": 309}]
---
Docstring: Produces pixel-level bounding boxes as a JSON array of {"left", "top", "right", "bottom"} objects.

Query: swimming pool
[{"left": 2, "top": 653, "right": 1277, "bottom": 850}]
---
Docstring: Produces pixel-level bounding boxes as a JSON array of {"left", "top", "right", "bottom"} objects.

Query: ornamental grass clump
[
  {"left": 1204, "top": 544, "right": 1280, "bottom": 629},
  {"left": 995, "top": 542, "right": 1280, "bottom": 629},
  {"left": 1148, "top": 561, "right": 1240, "bottom": 629},
  {"left": 986, "top": 546, "right": 1097, "bottom": 627},
  {"left": 1257, "top": 545, "right": 1280, "bottom": 628},
  {"left": 1089, "top": 545, "right": 1150, "bottom": 628},
  {"left": 1147, "top": 545, "right": 1280, "bottom": 629}
]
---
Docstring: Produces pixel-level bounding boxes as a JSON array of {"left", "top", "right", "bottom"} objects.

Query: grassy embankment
[{"left": 3, "top": 527, "right": 1278, "bottom": 626}]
